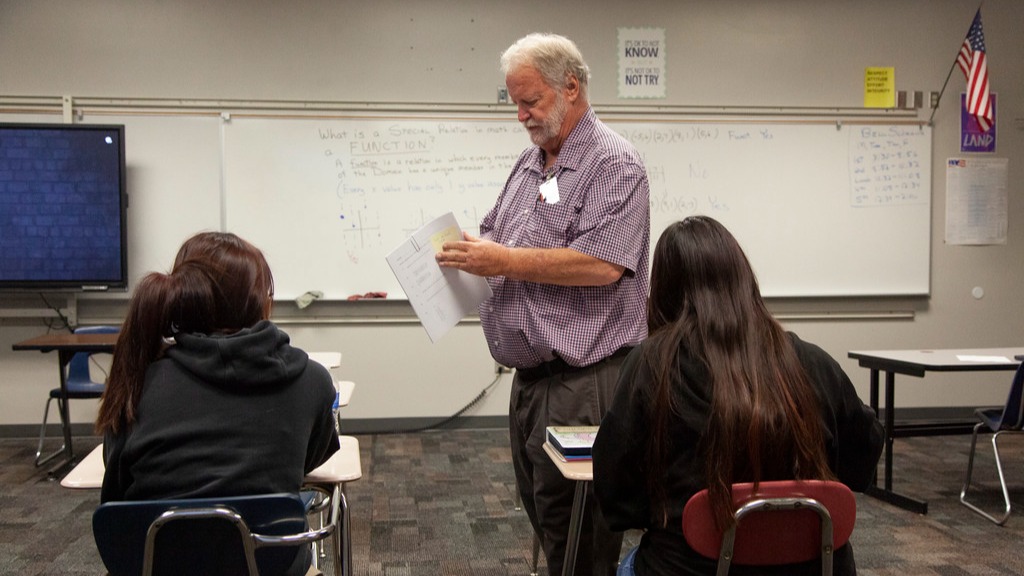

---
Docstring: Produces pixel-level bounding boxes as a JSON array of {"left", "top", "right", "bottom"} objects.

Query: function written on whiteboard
[
  {"left": 323, "top": 122, "right": 522, "bottom": 251},
  {"left": 223, "top": 117, "right": 932, "bottom": 299},
  {"left": 849, "top": 126, "right": 928, "bottom": 207},
  {"left": 385, "top": 212, "right": 493, "bottom": 343}
]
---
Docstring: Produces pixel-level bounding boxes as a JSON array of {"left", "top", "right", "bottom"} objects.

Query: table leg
[
  {"left": 562, "top": 480, "right": 588, "bottom": 576},
  {"left": 862, "top": 369, "right": 928, "bottom": 514},
  {"left": 340, "top": 486, "right": 352, "bottom": 576},
  {"left": 38, "top": 351, "right": 76, "bottom": 473},
  {"left": 57, "top": 350, "right": 74, "bottom": 463},
  {"left": 868, "top": 368, "right": 879, "bottom": 488},
  {"left": 883, "top": 371, "right": 895, "bottom": 492}
]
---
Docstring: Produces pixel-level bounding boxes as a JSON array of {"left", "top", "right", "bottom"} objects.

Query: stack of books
[{"left": 545, "top": 426, "right": 599, "bottom": 461}]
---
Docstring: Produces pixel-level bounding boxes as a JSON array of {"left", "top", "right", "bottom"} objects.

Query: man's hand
[
  {"left": 436, "top": 231, "right": 510, "bottom": 278},
  {"left": 437, "top": 231, "right": 625, "bottom": 286}
]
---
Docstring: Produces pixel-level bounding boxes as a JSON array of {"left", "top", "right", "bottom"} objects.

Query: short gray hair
[{"left": 500, "top": 33, "right": 590, "bottom": 100}]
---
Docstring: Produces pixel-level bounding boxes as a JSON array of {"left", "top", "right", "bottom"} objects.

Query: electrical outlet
[{"left": 495, "top": 362, "right": 513, "bottom": 374}]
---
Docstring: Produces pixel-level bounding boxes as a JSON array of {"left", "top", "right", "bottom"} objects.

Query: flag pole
[{"left": 927, "top": 2, "right": 984, "bottom": 126}]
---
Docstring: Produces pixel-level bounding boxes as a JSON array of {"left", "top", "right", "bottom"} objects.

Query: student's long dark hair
[
  {"left": 96, "top": 232, "right": 274, "bottom": 435},
  {"left": 643, "top": 216, "right": 834, "bottom": 529}
]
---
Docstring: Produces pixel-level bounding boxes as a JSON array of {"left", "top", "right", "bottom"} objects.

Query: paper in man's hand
[{"left": 386, "top": 212, "right": 492, "bottom": 342}]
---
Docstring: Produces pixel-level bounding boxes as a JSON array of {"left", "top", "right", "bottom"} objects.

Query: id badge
[{"left": 539, "top": 175, "right": 560, "bottom": 204}]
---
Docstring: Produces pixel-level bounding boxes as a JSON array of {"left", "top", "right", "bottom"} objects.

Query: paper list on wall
[{"left": 944, "top": 157, "right": 1008, "bottom": 245}]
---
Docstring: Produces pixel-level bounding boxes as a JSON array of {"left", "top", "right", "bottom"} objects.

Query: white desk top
[
  {"left": 849, "top": 347, "right": 1023, "bottom": 372},
  {"left": 305, "top": 435, "right": 362, "bottom": 484},
  {"left": 336, "top": 380, "right": 355, "bottom": 408},
  {"left": 542, "top": 442, "right": 592, "bottom": 482},
  {"left": 61, "top": 435, "right": 362, "bottom": 490},
  {"left": 60, "top": 443, "right": 105, "bottom": 489},
  {"left": 309, "top": 352, "right": 343, "bottom": 369}
]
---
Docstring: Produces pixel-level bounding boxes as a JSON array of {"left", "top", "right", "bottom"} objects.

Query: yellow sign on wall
[{"left": 864, "top": 67, "right": 895, "bottom": 108}]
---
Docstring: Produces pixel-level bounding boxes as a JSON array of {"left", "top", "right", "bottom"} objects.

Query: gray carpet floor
[{"left": 2, "top": 429, "right": 1024, "bottom": 575}]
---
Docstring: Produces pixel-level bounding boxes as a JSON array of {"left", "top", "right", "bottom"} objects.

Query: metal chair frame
[
  {"left": 959, "top": 363, "right": 1024, "bottom": 526},
  {"left": 683, "top": 480, "right": 856, "bottom": 576},
  {"left": 718, "top": 496, "right": 834, "bottom": 576},
  {"left": 94, "top": 490, "right": 342, "bottom": 576},
  {"left": 36, "top": 325, "right": 118, "bottom": 467}
]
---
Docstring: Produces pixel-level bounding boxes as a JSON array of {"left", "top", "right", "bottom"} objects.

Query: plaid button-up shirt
[{"left": 479, "top": 108, "right": 650, "bottom": 369}]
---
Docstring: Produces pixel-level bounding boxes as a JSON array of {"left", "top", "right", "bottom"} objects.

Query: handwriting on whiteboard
[{"left": 849, "top": 126, "right": 927, "bottom": 207}]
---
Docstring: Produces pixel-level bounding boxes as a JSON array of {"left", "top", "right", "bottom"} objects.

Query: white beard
[{"left": 525, "top": 93, "right": 568, "bottom": 148}]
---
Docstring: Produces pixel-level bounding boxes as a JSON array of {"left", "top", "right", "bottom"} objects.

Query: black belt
[{"left": 516, "top": 346, "right": 633, "bottom": 381}]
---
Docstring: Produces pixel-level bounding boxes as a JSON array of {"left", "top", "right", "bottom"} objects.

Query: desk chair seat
[
  {"left": 682, "top": 480, "right": 856, "bottom": 576},
  {"left": 36, "top": 325, "right": 119, "bottom": 467},
  {"left": 960, "top": 363, "right": 1024, "bottom": 525},
  {"left": 93, "top": 492, "right": 340, "bottom": 576}
]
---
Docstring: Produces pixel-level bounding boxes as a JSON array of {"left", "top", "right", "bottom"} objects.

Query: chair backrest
[
  {"left": 997, "top": 363, "right": 1024, "bottom": 430},
  {"left": 683, "top": 480, "right": 856, "bottom": 573},
  {"left": 67, "top": 325, "right": 120, "bottom": 385},
  {"left": 93, "top": 493, "right": 309, "bottom": 576}
]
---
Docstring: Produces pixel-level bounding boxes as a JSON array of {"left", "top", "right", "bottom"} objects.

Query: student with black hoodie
[
  {"left": 593, "top": 217, "right": 883, "bottom": 576},
  {"left": 96, "top": 231, "right": 339, "bottom": 576}
]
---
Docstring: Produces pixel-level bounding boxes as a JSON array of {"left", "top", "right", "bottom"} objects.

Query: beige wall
[{"left": 1, "top": 0, "right": 1022, "bottom": 428}]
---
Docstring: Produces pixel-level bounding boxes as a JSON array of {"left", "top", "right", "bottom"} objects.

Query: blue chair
[
  {"left": 960, "top": 362, "right": 1024, "bottom": 525},
  {"left": 93, "top": 490, "right": 341, "bottom": 576},
  {"left": 35, "top": 325, "right": 120, "bottom": 467}
]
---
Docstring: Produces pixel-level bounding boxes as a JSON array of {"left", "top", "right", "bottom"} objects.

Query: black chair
[
  {"left": 960, "top": 362, "right": 1024, "bottom": 525},
  {"left": 35, "top": 325, "right": 119, "bottom": 467},
  {"left": 92, "top": 490, "right": 341, "bottom": 576}
]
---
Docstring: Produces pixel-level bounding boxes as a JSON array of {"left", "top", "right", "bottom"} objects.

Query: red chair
[{"left": 682, "top": 480, "right": 856, "bottom": 576}]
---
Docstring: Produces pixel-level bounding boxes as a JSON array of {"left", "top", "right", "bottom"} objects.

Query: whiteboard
[{"left": 223, "top": 116, "right": 931, "bottom": 299}]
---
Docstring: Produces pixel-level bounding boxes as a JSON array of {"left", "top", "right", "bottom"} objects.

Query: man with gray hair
[{"left": 437, "top": 33, "right": 650, "bottom": 575}]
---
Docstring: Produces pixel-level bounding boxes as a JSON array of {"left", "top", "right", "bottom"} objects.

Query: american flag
[{"left": 956, "top": 9, "right": 992, "bottom": 132}]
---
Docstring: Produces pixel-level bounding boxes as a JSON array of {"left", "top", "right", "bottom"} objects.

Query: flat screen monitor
[{"left": 0, "top": 123, "right": 128, "bottom": 291}]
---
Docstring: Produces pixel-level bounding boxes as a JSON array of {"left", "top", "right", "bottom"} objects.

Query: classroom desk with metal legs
[
  {"left": 62, "top": 436, "right": 363, "bottom": 576},
  {"left": 848, "top": 347, "right": 1022, "bottom": 514},
  {"left": 542, "top": 441, "right": 593, "bottom": 576},
  {"left": 12, "top": 332, "right": 119, "bottom": 472}
]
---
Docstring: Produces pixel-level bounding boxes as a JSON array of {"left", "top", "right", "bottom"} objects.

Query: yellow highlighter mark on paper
[{"left": 430, "top": 226, "right": 462, "bottom": 253}]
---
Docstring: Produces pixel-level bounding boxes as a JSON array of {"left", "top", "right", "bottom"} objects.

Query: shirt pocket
[{"left": 524, "top": 200, "right": 580, "bottom": 248}]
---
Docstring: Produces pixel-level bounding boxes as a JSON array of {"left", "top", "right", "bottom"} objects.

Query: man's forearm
[{"left": 504, "top": 247, "right": 624, "bottom": 286}]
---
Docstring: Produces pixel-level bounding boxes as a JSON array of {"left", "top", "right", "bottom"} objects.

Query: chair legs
[
  {"left": 305, "top": 484, "right": 350, "bottom": 576},
  {"left": 960, "top": 422, "right": 1014, "bottom": 525},
  {"left": 35, "top": 395, "right": 70, "bottom": 468},
  {"left": 513, "top": 488, "right": 541, "bottom": 576}
]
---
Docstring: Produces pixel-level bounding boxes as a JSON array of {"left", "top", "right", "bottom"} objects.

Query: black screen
[{"left": 0, "top": 123, "right": 127, "bottom": 291}]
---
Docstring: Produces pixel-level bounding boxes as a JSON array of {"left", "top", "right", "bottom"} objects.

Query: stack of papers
[{"left": 385, "top": 212, "right": 493, "bottom": 342}]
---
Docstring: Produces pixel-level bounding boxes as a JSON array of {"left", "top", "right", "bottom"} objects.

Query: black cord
[
  {"left": 365, "top": 370, "right": 506, "bottom": 435},
  {"left": 39, "top": 293, "right": 74, "bottom": 333},
  {"left": 38, "top": 293, "right": 112, "bottom": 379}
]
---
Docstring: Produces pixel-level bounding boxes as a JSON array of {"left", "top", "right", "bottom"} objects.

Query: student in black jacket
[
  {"left": 97, "top": 232, "right": 339, "bottom": 576},
  {"left": 593, "top": 216, "right": 883, "bottom": 576}
]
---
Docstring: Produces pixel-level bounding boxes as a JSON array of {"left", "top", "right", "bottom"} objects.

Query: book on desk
[{"left": 546, "top": 426, "right": 599, "bottom": 461}]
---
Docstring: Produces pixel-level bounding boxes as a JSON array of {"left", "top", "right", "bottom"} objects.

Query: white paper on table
[
  {"left": 385, "top": 212, "right": 493, "bottom": 342},
  {"left": 957, "top": 355, "right": 1013, "bottom": 363}
]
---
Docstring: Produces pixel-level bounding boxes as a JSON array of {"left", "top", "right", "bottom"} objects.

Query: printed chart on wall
[{"left": 222, "top": 115, "right": 931, "bottom": 300}]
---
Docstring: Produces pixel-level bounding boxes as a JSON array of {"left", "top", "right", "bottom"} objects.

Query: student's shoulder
[
  {"left": 299, "top": 359, "right": 335, "bottom": 392},
  {"left": 788, "top": 332, "right": 843, "bottom": 371}
]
